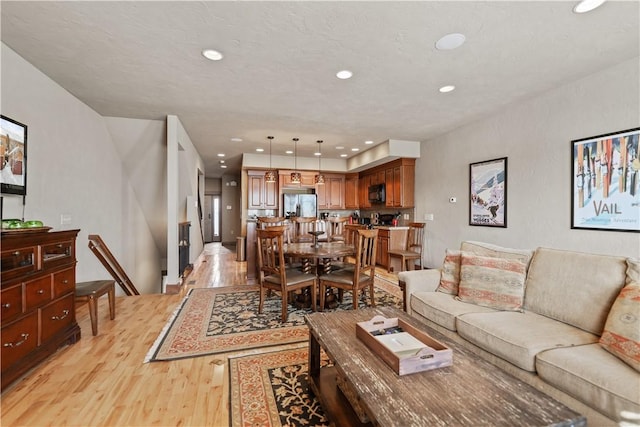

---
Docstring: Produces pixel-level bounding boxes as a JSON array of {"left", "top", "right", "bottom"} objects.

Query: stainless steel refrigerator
[{"left": 283, "top": 193, "right": 317, "bottom": 218}]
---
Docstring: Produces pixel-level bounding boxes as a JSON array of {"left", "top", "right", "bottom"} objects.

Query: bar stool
[
  {"left": 387, "top": 223, "right": 425, "bottom": 272},
  {"left": 75, "top": 280, "right": 116, "bottom": 336}
]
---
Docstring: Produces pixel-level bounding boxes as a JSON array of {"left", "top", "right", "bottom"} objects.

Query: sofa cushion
[
  {"left": 627, "top": 258, "right": 640, "bottom": 284},
  {"left": 437, "top": 249, "right": 461, "bottom": 295},
  {"left": 599, "top": 281, "right": 640, "bottom": 372},
  {"left": 536, "top": 344, "right": 640, "bottom": 423},
  {"left": 457, "top": 253, "right": 527, "bottom": 311},
  {"left": 460, "top": 241, "right": 534, "bottom": 268},
  {"left": 410, "top": 291, "right": 496, "bottom": 331},
  {"left": 524, "top": 247, "right": 627, "bottom": 335},
  {"left": 456, "top": 311, "right": 599, "bottom": 372}
]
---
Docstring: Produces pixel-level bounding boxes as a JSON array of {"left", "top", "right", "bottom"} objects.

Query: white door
[{"left": 203, "top": 195, "right": 222, "bottom": 243}]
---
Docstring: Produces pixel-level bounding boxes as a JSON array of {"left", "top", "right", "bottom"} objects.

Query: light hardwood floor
[{"left": 1, "top": 243, "right": 251, "bottom": 427}]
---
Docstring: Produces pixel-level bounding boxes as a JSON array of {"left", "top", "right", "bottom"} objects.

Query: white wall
[
  {"left": 415, "top": 58, "right": 640, "bottom": 268},
  {"left": 1, "top": 43, "right": 162, "bottom": 294},
  {"left": 166, "top": 115, "right": 205, "bottom": 288}
]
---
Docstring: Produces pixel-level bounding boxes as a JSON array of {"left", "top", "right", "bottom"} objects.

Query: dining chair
[
  {"left": 256, "top": 226, "right": 317, "bottom": 322},
  {"left": 257, "top": 216, "right": 290, "bottom": 243},
  {"left": 319, "top": 228, "right": 378, "bottom": 311},
  {"left": 291, "top": 216, "right": 320, "bottom": 243},
  {"left": 328, "top": 216, "right": 350, "bottom": 242},
  {"left": 330, "top": 223, "right": 367, "bottom": 272},
  {"left": 387, "top": 222, "right": 425, "bottom": 272}
]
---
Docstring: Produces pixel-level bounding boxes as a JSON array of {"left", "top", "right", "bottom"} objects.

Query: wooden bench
[{"left": 75, "top": 280, "right": 116, "bottom": 336}]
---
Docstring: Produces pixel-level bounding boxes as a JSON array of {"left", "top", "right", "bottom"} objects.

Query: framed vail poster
[
  {"left": 469, "top": 157, "right": 507, "bottom": 227},
  {"left": 571, "top": 128, "right": 640, "bottom": 232},
  {"left": 1, "top": 115, "right": 28, "bottom": 196}
]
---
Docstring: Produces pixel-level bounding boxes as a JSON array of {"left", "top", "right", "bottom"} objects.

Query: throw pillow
[
  {"left": 599, "top": 281, "right": 640, "bottom": 372},
  {"left": 437, "top": 249, "right": 461, "bottom": 295},
  {"left": 626, "top": 258, "right": 640, "bottom": 284},
  {"left": 457, "top": 252, "right": 527, "bottom": 311}
]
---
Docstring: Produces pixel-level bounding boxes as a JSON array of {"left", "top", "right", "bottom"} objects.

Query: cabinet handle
[
  {"left": 62, "top": 279, "right": 69, "bottom": 284},
  {"left": 3, "top": 333, "right": 29, "bottom": 348},
  {"left": 12, "top": 251, "right": 20, "bottom": 257},
  {"left": 2, "top": 303, "right": 10, "bottom": 309},
  {"left": 51, "top": 309, "right": 69, "bottom": 321},
  {"left": 37, "top": 289, "right": 45, "bottom": 295},
  {"left": 56, "top": 244, "right": 63, "bottom": 248}
]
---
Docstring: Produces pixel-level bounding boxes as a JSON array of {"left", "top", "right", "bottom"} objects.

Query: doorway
[{"left": 203, "top": 194, "right": 221, "bottom": 243}]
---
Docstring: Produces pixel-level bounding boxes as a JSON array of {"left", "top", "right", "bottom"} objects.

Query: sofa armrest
[{"left": 397, "top": 269, "right": 441, "bottom": 315}]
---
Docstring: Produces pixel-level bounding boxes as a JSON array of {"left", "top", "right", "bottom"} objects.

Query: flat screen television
[{"left": 0, "top": 115, "right": 27, "bottom": 196}]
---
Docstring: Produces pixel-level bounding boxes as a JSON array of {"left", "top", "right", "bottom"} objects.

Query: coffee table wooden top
[{"left": 305, "top": 306, "right": 585, "bottom": 427}]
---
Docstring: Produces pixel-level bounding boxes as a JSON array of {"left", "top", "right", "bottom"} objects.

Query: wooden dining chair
[
  {"left": 387, "top": 222, "right": 425, "bottom": 272},
  {"left": 291, "top": 217, "right": 317, "bottom": 243},
  {"left": 328, "top": 217, "right": 350, "bottom": 242},
  {"left": 256, "top": 226, "right": 317, "bottom": 322},
  {"left": 319, "top": 228, "right": 378, "bottom": 311},
  {"left": 329, "top": 223, "right": 367, "bottom": 272},
  {"left": 257, "top": 216, "right": 290, "bottom": 243}
]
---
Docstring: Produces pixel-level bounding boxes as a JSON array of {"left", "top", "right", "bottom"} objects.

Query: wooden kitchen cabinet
[
  {"left": 374, "top": 227, "right": 408, "bottom": 269},
  {"left": 345, "top": 174, "right": 359, "bottom": 209},
  {"left": 247, "top": 170, "right": 278, "bottom": 209},
  {"left": 358, "top": 174, "right": 372, "bottom": 209},
  {"left": 316, "top": 174, "right": 345, "bottom": 209},
  {"left": 376, "top": 229, "right": 390, "bottom": 266},
  {"left": 1, "top": 229, "right": 81, "bottom": 391},
  {"left": 357, "top": 158, "right": 415, "bottom": 209},
  {"left": 279, "top": 170, "right": 316, "bottom": 188}
]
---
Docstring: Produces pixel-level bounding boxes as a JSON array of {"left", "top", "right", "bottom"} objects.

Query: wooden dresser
[{"left": 1, "top": 228, "right": 81, "bottom": 390}]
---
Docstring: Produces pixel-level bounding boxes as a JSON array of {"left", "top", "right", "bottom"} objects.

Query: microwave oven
[{"left": 368, "top": 184, "right": 385, "bottom": 204}]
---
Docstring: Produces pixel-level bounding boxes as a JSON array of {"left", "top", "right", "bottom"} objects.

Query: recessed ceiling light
[
  {"left": 351, "top": 148, "right": 360, "bottom": 152},
  {"left": 219, "top": 160, "right": 225, "bottom": 164},
  {"left": 439, "top": 85, "right": 456, "bottom": 93},
  {"left": 230, "top": 137, "right": 243, "bottom": 142},
  {"left": 220, "top": 165, "right": 228, "bottom": 169},
  {"left": 217, "top": 153, "right": 225, "bottom": 157},
  {"left": 435, "top": 33, "right": 466, "bottom": 50},
  {"left": 314, "top": 152, "right": 321, "bottom": 156},
  {"left": 285, "top": 150, "right": 293, "bottom": 154},
  {"left": 256, "top": 148, "right": 264, "bottom": 152},
  {"left": 336, "top": 70, "right": 353, "bottom": 80},
  {"left": 335, "top": 146, "right": 344, "bottom": 150},
  {"left": 202, "top": 49, "right": 224, "bottom": 61},
  {"left": 364, "top": 140, "right": 374, "bottom": 145},
  {"left": 573, "top": 0, "right": 606, "bottom": 13},
  {"left": 340, "top": 154, "right": 348, "bottom": 158}
]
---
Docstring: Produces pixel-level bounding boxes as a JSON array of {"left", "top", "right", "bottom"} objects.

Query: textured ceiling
[{"left": 1, "top": 1, "right": 639, "bottom": 177}]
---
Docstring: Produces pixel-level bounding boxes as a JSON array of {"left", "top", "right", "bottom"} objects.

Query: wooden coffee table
[{"left": 306, "top": 306, "right": 586, "bottom": 427}]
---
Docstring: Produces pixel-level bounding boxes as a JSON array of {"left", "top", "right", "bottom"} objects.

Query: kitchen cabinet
[
  {"left": 279, "top": 170, "right": 316, "bottom": 188},
  {"left": 385, "top": 160, "right": 415, "bottom": 208},
  {"left": 316, "top": 174, "right": 345, "bottom": 209},
  {"left": 344, "top": 174, "right": 359, "bottom": 209},
  {"left": 358, "top": 174, "right": 372, "bottom": 209},
  {"left": 1, "top": 229, "right": 81, "bottom": 391},
  {"left": 247, "top": 170, "right": 278, "bottom": 209}
]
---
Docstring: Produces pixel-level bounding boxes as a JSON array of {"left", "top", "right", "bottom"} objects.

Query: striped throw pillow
[
  {"left": 437, "top": 249, "right": 461, "bottom": 295},
  {"left": 457, "top": 252, "right": 527, "bottom": 311},
  {"left": 599, "top": 281, "right": 640, "bottom": 372}
]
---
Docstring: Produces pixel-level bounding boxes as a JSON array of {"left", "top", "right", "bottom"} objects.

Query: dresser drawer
[
  {"left": 0, "top": 246, "right": 36, "bottom": 282},
  {"left": 0, "top": 285, "right": 23, "bottom": 322},
  {"left": 40, "top": 294, "right": 74, "bottom": 343},
  {"left": 25, "top": 276, "right": 52, "bottom": 311},
  {"left": 41, "top": 240, "right": 74, "bottom": 270},
  {"left": 1, "top": 312, "right": 38, "bottom": 372},
  {"left": 53, "top": 268, "right": 75, "bottom": 298}
]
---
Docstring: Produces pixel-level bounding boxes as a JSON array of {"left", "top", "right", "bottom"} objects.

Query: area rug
[
  {"left": 145, "top": 277, "right": 401, "bottom": 362},
  {"left": 229, "top": 346, "right": 330, "bottom": 427}
]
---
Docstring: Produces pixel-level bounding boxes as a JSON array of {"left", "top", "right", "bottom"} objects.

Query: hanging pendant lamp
[
  {"left": 314, "top": 140, "right": 325, "bottom": 185},
  {"left": 264, "top": 136, "right": 277, "bottom": 183},
  {"left": 291, "top": 138, "right": 301, "bottom": 184}
]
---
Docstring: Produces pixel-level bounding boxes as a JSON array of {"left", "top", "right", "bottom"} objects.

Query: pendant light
[
  {"left": 314, "top": 140, "right": 325, "bottom": 185},
  {"left": 264, "top": 136, "right": 277, "bottom": 183},
  {"left": 291, "top": 138, "right": 301, "bottom": 184}
]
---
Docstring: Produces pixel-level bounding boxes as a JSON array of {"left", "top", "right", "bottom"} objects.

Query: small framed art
[
  {"left": 571, "top": 128, "right": 640, "bottom": 232},
  {"left": 0, "top": 115, "right": 28, "bottom": 196},
  {"left": 469, "top": 157, "right": 507, "bottom": 227}
]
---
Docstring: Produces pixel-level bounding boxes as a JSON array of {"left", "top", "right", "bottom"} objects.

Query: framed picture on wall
[
  {"left": 1, "top": 115, "right": 28, "bottom": 196},
  {"left": 571, "top": 128, "right": 640, "bottom": 232},
  {"left": 469, "top": 157, "right": 507, "bottom": 227}
]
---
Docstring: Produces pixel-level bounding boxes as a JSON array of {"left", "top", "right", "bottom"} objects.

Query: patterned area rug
[
  {"left": 229, "top": 346, "right": 330, "bottom": 427},
  {"left": 145, "top": 277, "right": 401, "bottom": 362}
]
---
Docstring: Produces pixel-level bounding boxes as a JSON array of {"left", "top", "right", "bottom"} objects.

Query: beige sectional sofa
[{"left": 398, "top": 241, "right": 639, "bottom": 426}]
